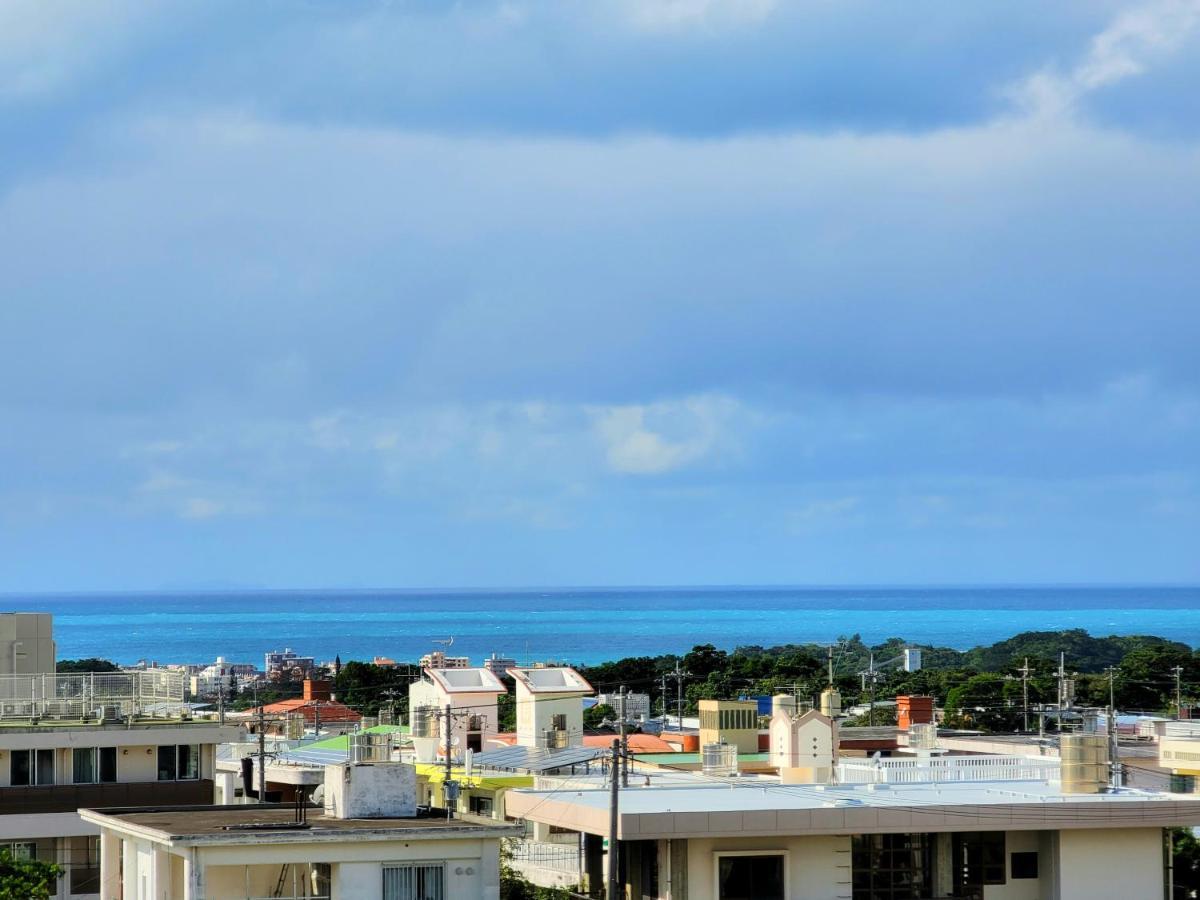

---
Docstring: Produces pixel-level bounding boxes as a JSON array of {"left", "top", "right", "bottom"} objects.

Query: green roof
[{"left": 302, "top": 724, "right": 408, "bottom": 753}]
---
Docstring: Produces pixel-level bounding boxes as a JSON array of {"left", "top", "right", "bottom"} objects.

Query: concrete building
[
  {"left": 698, "top": 699, "right": 759, "bottom": 755},
  {"left": 264, "top": 648, "right": 316, "bottom": 682},
  {"left": 408, "top": 668, "right": 507, "bottom": 756},
  {"left": 187, "top": 657, "right": 257, "bottom": 698},
  {"left": 419, "top": 651, "right": 471, "bottom": 669},
  {"left": 0, "top": 612, "right": 55, "bottom": 677},
  {"left": 596, "top": 692, "right": 651, "bottom": 722},
  {"left": 511, "top": 667, "right": 592, "bottom": 750},
  {"left": 767, "top": 696, "right": 837, "bottom": 783},
  {"left": 483, "top": 653, "right": 517, "bottom": 677},
  {"left": 81, "top": 758, "right": 520, "bottom": 900},
  {"left": 506, "top": 757, "right": 1200, "bottom": 899},
  {"left": 0, "top": 667, "right": 240, "bottom": 899}
]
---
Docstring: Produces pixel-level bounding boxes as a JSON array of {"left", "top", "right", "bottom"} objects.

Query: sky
[{"left": 1, "top": 0, "right": 1198, "bottom": 592}]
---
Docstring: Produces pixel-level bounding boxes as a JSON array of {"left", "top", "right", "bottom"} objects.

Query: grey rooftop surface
[{"left": 80, "top": 804, "right": 520, "bottom": 846}]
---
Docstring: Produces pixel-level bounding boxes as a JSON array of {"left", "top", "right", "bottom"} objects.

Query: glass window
[
  {"left": 469, "top": 795, "right": 493, "bottom": 816},
  {"left": 852, "top": 834, "right": 932, "bottom": 900},
  {"left": 99, "top": 747, "right": 117, "bottom": 783},
  {"left": 178, "top": 745, "right": 199, "bottom": 780},
  {"left": 35, "top": 749, "right": 54, "bottom": 785},
  {"left": 157, "top": 745, "right": 177, "bottom": 781},
  {"left": 10, "top": 750, "right": 30, "bottom": 786},
  {"left": 70, "top": 837, "right": 101, "bottom": 895},
  {"left": 383, "top": 863, "right": 444, "bottom": 900},
  {"left": 1011, "top": 851, "right": 1038, "bottom": 880},
  {"left": 954, "top": 832, "right": 1007, "bottom": 894},
  {"left": 73, "top": 748, "right": 96, "bottom": 785},
  {"left": 8, "top": 842, "right": 36, "bottom": 861},
  {"left": 717, "top": 854, "right": 784, "bottom": 900}
]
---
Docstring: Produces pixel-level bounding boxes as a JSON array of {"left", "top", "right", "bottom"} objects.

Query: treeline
[{"left": 575, "top": 629, "right": 1200, "bottom": 732}]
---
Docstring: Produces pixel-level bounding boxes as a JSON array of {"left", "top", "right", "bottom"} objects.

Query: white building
[
  {"left": 187, "top": 657, "right": 258, "bottom": 698},
  {"left": 595, "top": 692, "right": 651, "bottom": 722},
  {"left": 408, "top": 668, "right": 507, "bottom": 756},
  {"left": 81, "top": 758, "right": 520, "bottom": 900},
  {"left": 506, "top": 760, "right": 1200, "bottom": 900},
  {"left": 511, "top": 667, "right": 592, "bottom": 750},
  {"left": 767, "top": 695, "right": 837, "bottom": 783},
  {"left": 264, "top": 648, "right": 316, "bottom": 681}
]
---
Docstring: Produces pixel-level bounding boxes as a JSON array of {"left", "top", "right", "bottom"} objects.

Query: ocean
[{"left": 8, "top": 585, "right": 1199, "bottom": 668}]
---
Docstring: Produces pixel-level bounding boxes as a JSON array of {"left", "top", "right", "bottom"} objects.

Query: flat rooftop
[
  {"left": 506, "top": 774, "right": 1200, "bottom": 839},
  {"left": 80, "top": 805, "right": 520, "bottom": 846}
]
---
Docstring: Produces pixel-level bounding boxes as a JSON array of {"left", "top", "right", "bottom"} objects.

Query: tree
[
  {"left": 56, "top": 658, "right": 120, "bottom": 673},
  {"left": 0, "top": 850, "right": 62, "bottom": 900},
  {"left": 333, "top": 661, "right": 411, "bottom": 716},
  {"left": 584, "top": 703, "right": 615, "bottom": 730}
]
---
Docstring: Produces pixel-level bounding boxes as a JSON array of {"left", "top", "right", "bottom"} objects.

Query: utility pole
[
  {"left": 618, "top": 686, "right": 629, "bottom": 788},
  {"left": 1018, "top": 658, "right": 1032, "bottom": 733},
  {"left": 860, "top": 653, "right": 879, "bottom": 727},
  {"left": 607, "top": 739, "right": 620, "bottom": 900},
  {"left": 217, "top": 680, "right": 225, "bottom": 727},
  {"left": 1105, "top": 666, "right": 1121, "bottom": 789},
  {"left": 256, "top": 703, "right": 267, "bottom": 804},
  {"left": 1173, "top": 666, "right": 1184, "bottom": 720},
  {"left": 443, "top": 703, "right": 454, "bottom": 820},
  {"left": 1057, "top": 652, "right": 1066, "bottom": 712},
  {"left": 670, "top": 663, "right": 690, "bottom": 731},
  {"left": 659, "top": 674, "right": 669, "bottom": 724}
]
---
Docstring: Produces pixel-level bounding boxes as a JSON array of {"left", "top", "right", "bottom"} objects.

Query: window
[
  {"left": 469, "top": 795, "right": 492, "bottom": 816},
  {"left": 383, "top": 863, "right": 444, "bottom": 900},
  {"left": 69, "top": 837, "right": 100, "bottom": 895},
  {"left": 852, "top": 834, "right": 932, "bottom": 900},
  {"left": 1011, "top": 851, "right": 1038, "bottom": 880},
  {"left": 157, "top": 745, "right": 200, "bottom": 781},
  {"left": 10, "top": 749, "right": 54, "bottom": 786},
  {"left": 73, "top": 747, "right": 117, "bottom": 784},
  {"left": 954, "top": 832, "right": 1006, "bottom": 896},
  {"left": 550, "top": 714, "right": 567, "bottom": 731},
  {"left": 716, "top": 854, "right": 784, "bottom": 900},
  {"left": 3, "top": 842, "right": 37, "bottom": 861}
]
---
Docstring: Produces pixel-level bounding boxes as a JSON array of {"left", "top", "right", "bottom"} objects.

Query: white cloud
[
  {"left": 1010, "top": 0, "right": 1200, "bottom": 118},
  {"left": 592, "top": 395, "right": 739, "bottom": 475}
]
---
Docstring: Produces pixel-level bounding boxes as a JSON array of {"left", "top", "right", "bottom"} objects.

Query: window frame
[
  {"left": 11, "top": 749, "right": 55, "bottom": 786},
  {"left": 382, "top": 861, "right": 446, "bottom": 900},
  {"left": 712, "top": 850, "right": 787, "bottom": 900},
  {"left": 157, "top": 744, "right": 201, "bottom": 782},
  {"left": 73, "top": 747, "right": 118, "bottom": 784}
]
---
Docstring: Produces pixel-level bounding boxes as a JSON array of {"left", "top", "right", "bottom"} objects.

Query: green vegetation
[
  {"left": 55, "top": 658, "right": 121, "bottom": 673},
  {"left": 499, "top": 840, "right": 578, "bottom": 900},
  {"left": 576, "top": 630, "right": 1200, "bottom": 734},
  {"left": 0, "top": 850, "right": 61, "bottom": 900}
]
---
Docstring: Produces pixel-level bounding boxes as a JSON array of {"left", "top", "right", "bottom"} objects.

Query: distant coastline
[{"left": 16, "top": 585, "right": 1199, "bottom": 667}]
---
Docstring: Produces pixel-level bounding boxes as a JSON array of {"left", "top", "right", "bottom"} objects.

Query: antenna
[{"left": 433, "top": 636, "right": 455, "bottom": 650}]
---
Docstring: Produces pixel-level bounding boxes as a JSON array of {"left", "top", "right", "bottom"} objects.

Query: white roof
[
  {"left": 424, "top": 668, "right": 506, "bottom": 694},
  {"left": 510, "top": 667, "right": 593, "bottom": 695}
]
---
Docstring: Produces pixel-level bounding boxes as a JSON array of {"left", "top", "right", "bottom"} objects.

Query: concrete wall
[
  {"left": 982, "top": 830, "right": 1041, "bottom": 900},
  {"left": 683, "top": 834, "right": 850, "bottom": 900},
  {"left": 0, "top": 613, "right": 55, "bottom": 677},
  {"left": 323, "top": 762, "right": 417, "bottom": 819},
  {"left": 1054, "top": 827, "right": 1163, "bottom": 900},
  {"left": 515, "top": 688, "right": 584, "bottom": 748}
]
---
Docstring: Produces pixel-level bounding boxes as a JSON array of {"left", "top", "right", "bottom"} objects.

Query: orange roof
[
  {"left": 256, "top": 699, "right": 361, "bottom": 723},
  {"left": 583, "top": 733, "right": 674, "bottom": 753}
]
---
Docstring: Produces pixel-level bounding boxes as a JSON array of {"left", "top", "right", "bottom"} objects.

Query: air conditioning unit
[{"left": 542, "top": 729, "right": 568, "bottom": 750}]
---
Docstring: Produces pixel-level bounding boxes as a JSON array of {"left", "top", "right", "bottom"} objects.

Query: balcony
[
  {"left": 0, "top": 671, "right": 186, "bottom": 723},
  {"left": 0, "top": 779, "right": 213, "bottom": 815}
]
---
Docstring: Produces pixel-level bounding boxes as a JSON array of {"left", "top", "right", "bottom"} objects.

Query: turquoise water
[{"left": 9, "top": 585, "right": 1198, "bottom": 666}]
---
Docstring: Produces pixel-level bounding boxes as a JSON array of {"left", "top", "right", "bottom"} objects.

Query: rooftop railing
[
  {"left": 836, "top": 754, "right": 1061, "bottom": 785},
  {"left": 0, "top": 671, "right": 186, "bottom": 722}
]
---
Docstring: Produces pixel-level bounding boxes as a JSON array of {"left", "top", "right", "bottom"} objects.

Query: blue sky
[{"left": 1, "top": 0, "right": 1198, "bottom": 591}]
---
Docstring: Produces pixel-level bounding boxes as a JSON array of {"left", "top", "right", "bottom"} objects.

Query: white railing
[
  {"left": 837, "top": 754, "right": 1061, "bottom": 785},
  {"left": 0, "top": 671, "right": 186, "bottom": 721},
  {"left": 506, "top": 838, "right": 581, "bottom": 876}
]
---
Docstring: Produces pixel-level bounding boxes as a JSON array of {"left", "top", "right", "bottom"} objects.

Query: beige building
[
  {"left": 698, "top": 699, "right": 759, "bottom": 755},
  {"left": 81, "top": 759, "right": 519, "bottom": 900},
  {"left": 511, "top": 667, "right": 592, "bottom": 750},
  {"left": 506, "top": 753, "right": 1200, "bottom": 899},
  {"left": 768, "top": 696, "right": 836, "bottom": 783},
  {"left": 408, "top": 667, "right": 507, "bottom": 756},
  {"left": 0, "top": 612, "right": 56, "bottom": 678}
]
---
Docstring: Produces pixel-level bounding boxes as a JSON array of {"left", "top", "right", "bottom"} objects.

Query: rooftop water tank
[
  {"left": 1060, "top": 733, "right": 1109, "bottom": 794},
  {"left": 701, "top": 742, "right": 738, "bottom": 777}
]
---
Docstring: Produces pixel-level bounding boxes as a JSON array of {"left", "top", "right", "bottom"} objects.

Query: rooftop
[
  {"left": 424, "top": 667, "right": 507, "bottom": 693},
  {"left": 506, "top": 773, "right": 1200, "bottom": 839},
  {"left": 510, "top": 667, "right": 592, "bottom": 694},
  {"left": 80, "top": 804, "right": 520, "bottom": 846}
]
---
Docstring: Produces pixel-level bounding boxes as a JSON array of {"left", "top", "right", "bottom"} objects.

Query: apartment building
[
  {"left": 408, "top": 667, "right": 506, "bottom": 756},
  {"left": 418, "top": 650, "right": 471, "bottom": 669},
  {"left": 81, "top": 758, "right": 519, "bottom": 899},
  {"left": 506, "top": 755, "right": 1200, "bottom": 900},
  {"left": 0, "top": 669, "right": 240, "bottom": 899},
  {"left": 511, "top": 666, "right": 592, "bottom": 750}
]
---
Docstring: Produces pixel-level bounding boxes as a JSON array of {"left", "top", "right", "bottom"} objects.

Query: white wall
[
  {"left": 983, "top": 831, "right": 1041, "bottom": 900},
  {"left": 1054, "top": 827, "right": 1163, "bottom": 900},
  {"left": 683, "top": 834, "right": 850, "bottom": 900},
  {"left": 515, "top": 691, "right": 584, "bottom": 748}
]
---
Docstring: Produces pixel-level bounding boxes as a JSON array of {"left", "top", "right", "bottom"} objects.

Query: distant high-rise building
[
  {"left": 419, "top": 651, "right": 470, "bottom": 669},
  {"left": 483, "top": 653, "right": 517, "bottom": 677}
]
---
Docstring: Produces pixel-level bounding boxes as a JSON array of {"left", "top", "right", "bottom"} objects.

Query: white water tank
[{"left": 702, "top": 742, "right": 738, "bottom": 777}]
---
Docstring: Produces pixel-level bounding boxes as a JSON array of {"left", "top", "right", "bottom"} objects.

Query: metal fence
[
  {"left": 506, "top": 838, "right": 582, "bottom": 876},
  {"left": 0, "top": 671, "right": 186, "bottom": 721}
]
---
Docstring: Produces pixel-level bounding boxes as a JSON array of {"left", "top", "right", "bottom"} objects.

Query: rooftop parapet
[{"left": 0, "top": 670, "right": 187, "bottom": 723}]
